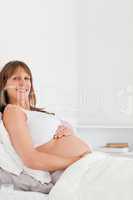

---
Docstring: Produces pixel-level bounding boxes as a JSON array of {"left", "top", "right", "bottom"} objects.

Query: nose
[{"left": 19, "top": 78, "right": 26, "bottom": 87}]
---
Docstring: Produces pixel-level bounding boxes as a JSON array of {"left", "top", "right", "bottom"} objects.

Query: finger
[
  {"left": 58, "top": 125, "right": 67, "bottom": 130},
  {"left": 57, "top": 127, "right": 65, "bottom": 132},
  {"left": 57, "top": 134, "right": 64, "bottom": 138},
  {"left": 56, "top": 133, "right": 65, "bottom": 139},
  {"left": 57, "top": 127, "right": 66, "bottom": 134},
  {"left": 53, "top": 134, "right": 58, "bottom": 139},
  {"left": 53, "top": 134, "right": 63, "bottom": 139}
]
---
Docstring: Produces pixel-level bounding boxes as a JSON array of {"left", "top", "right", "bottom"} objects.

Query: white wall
[
  {"left": 76, "top": 0, "right": 133, "bottom": 148},
  {"left": 77, "top": 128, "right": 133, "bottom": 150},
  {"left": 77, "top": 0, "right": 133, "bottom": 127},
  {"left": 0, "top": 0, "right": 78, "bottom": 125},
  {"left": 0, "top": 0, "right": 133, "bottom": 147}
]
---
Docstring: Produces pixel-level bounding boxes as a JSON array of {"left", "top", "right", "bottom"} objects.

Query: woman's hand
[{"left": 53, "top": 125, "right": 74, "bottom": 139}]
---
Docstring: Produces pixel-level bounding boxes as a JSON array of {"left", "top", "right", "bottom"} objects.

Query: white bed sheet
[
  {"left": 49, "top": 151, "right": 133, "bottom": 200},
  {"left": 0, "top": 190, "right": 48, "bottom": 200}
]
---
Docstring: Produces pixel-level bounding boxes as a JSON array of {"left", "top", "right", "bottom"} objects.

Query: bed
[
  {"left": 0, "top": 190, "right": 48, "bottom": 200},
  {"left": 1, "top": 151, "right": 133, "bottom": 200}
]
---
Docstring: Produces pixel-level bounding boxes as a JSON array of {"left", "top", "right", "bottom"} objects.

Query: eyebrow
[{"left": 12, "top": 74, "right": 30, "bottom": 77}]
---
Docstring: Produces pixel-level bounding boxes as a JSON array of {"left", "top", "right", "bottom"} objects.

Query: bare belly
[{"left": 36, "top": 135, "right": 91, "bottom": 158}]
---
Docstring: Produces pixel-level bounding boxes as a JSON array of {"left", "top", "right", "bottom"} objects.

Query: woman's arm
[
  {"left": 25, "top": 149, "right": 79, "bottom": 172},
  {"left": 3, "top": 105, "right": 79, "bottom": 172}
]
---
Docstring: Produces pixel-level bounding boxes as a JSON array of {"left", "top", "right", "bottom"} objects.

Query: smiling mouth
[
  {"left": 4, "top": 86, "right": 29, "bottom": 92},
  {"left": 16, "top": 88, "right": 29, "bottom": 92}
]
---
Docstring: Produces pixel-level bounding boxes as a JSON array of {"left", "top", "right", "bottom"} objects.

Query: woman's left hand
[{"left": 53, "top": 125, "right": 74, "bottom": 139}]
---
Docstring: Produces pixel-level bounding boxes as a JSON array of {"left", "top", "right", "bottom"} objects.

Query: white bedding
[
  {"left": 1, "top": 151, "right": 133, "bottom": 200},
  {"left": 0, "top": 190, "right": 48, "bottom": 200},
  {"left": 49, "top": 151, "right": 133, "bottom": 200}
]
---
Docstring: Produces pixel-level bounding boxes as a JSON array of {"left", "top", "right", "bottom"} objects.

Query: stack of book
[{"left": 100, "top": 143, "right": 129, "bottom": 153}]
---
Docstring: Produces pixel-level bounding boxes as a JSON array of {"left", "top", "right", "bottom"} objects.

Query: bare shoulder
[
  {"left": 2, "top": 105, "right": 34, "bottom": 161},
  {"left": 3, "top": 104, "right": 27, "bottom": 125}
]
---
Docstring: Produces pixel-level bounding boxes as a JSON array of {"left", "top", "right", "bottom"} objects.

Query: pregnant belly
[{"left": 36, "top": 135, "right": 91, "bottom": 158}]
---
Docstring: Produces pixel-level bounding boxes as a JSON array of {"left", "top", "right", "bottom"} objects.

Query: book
[
  {"left": 99, "top": 142, "right": 129, "bottom": 153},
  {"left": 105, "top": 143, "right": 128, "bottom": 148}
]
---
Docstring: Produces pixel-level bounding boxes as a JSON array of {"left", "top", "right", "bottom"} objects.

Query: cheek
[
  {"left": 29, "top": 83, "right": 31, "bottom": 89},
  {"left": 6, "top": 88, "right": 17, "bottom": 99},
  {"left": 5, "top": 81, "right": 17, "bottom": 96},
  {"left": 5, "top": 80, "right": 18, "bottom": 89},
  {"left": 27, "top": 84, "right": 31, "bottom": 92},
  {"left": 28, "top": 83, "right": 31, "bottom": 92}
]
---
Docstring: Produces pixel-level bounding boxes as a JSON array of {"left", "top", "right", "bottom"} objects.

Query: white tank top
[{"left": 15, "top": 106, "right": 62, "bottom": 147}]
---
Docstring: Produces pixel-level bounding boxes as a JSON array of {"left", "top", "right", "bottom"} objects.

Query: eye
[
  {"left": 25, "top": 77, "right": 30, "bottom": 81},
  {"left": 12, "top": 76, "right": 18, "bottom": 80}
]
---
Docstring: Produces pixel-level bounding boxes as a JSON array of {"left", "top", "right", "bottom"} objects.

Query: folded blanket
[
  {"left": 0, "top": 167, "right": 63, "bottom": 194},
  {"left": 49, "top": 151, "right": 133, "bottom": 200}
]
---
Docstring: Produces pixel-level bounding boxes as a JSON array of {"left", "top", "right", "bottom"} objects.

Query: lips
[{"left": 16, "top": 88, "right": 29, "bottom": 93}]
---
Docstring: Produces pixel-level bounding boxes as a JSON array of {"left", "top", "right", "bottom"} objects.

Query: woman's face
[{"left": 4, "top": 67, "right": 31, "bottom": 105}]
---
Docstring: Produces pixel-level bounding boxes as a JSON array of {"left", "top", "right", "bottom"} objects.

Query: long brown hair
[{"left": 0, "top": 60, "right": 55, "bottom": 115}]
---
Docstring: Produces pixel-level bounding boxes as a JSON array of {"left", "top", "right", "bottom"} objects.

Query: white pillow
[
  {"left": 0, "top": 141, "right": 22, "bottom": 175},
  {"left": 0, "top": 118, "right": 51, "bottom": 184},
  {"left": 0, "top": 118, "right": 23, "bottom": 175}
]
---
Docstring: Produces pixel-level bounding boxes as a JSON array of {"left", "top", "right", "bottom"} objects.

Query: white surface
[
  {"left": 76, "top": 125, "right": 133, "bottom": 128},
  {"left": 49, "top": 151, "right": 133, "bottom": 200},
  {"left": 0, "top": 1, "right": 132, "bottom": 128},
  {"left": 97, "top": 150, "right": 133, "bottom": 158},
  {"left": 1, "top": 151, "right": 133, "bottom": 200},
  {"left": 0, "top": 0, "right": 78, "bottom": 126},
  {"left": 0, "top": 190, "right": 48, "bottom": 200},
  {"left": 98, "top": 147, "right": 129, "bottom": 153},
  {"left": 78, "top": 0, "right": 133, "bottom": 127}
]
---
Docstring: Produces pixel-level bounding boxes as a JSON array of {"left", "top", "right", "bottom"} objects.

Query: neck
[{"left": 9, "top": 99, "right": 30, "bottom": 110}]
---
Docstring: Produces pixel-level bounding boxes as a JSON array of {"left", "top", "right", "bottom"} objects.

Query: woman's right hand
[{"left": 53, "top": 125, "right": 74, "bottom": 139}]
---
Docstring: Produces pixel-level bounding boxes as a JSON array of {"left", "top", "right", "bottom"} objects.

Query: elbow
[
  {"left": 22, "top": 150, "right": 55, "bottom": 172},
  {"left": 22, "top": 152, "right": 38, "bottom": 170},
  {"left": 23, "top": 158, "right": 36, "bottom": 170}
]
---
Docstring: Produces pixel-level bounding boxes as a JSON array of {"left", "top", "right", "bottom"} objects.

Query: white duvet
[
  {"left": 49, "top": 151, "right": 133, "bottom": 200},
  {"left": 0, "top": 190, "right": 48, "bottom": 200}
]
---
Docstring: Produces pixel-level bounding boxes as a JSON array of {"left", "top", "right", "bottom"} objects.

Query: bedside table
[
  {"left": 107, "top": 152, "right": 133, "bottom": 158},
  {"left": 96, "top": 149, "right": 133, "bottom": 159}
]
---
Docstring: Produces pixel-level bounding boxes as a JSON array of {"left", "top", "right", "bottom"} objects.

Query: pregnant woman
[{"left": 0, "top": 60, "right": 91, "bottom": 172}]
